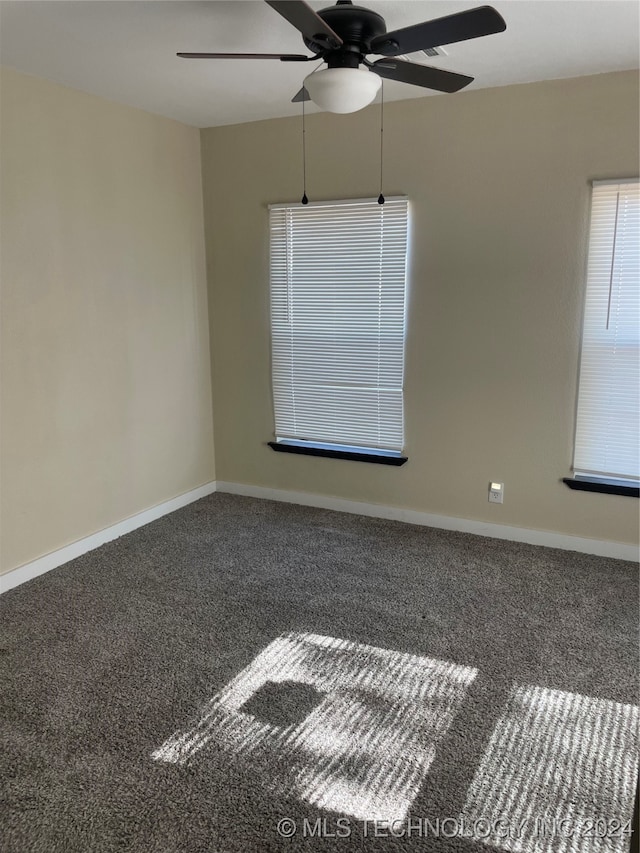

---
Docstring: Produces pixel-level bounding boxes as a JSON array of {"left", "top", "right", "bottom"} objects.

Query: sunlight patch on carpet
[
  {"left": 460, "top": 684, "right": 639, "bottom": 853},
  {"left": 152, "top": 631, "right": 477, "bottom": 822}
]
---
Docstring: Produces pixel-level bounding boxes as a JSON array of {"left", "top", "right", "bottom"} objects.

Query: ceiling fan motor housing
[{"left": 304, "top": 2, "right": 392, "bottom": 68}]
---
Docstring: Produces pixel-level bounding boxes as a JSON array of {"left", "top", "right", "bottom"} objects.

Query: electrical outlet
[{"left": 488, "top": 482, "right": 504, "bottom": 504}]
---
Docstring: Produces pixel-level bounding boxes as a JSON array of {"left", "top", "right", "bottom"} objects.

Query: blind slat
[{"left": 270, "top": 198, "right": 409, "bottom": 452}]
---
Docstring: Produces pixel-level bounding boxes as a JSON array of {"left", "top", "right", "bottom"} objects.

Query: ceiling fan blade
[
  {"left": 265, "top": 0, "right": 343, "bottom": 49},
  {"left": 370, "top": 6, "right": 506, "bottom": 56},
  {"left": 177, "top": 53, "right": 311, "bottom": 61},
  {"left": 291, "top": 87, "right": 311, "bottom": 103},
  {"left": 371, "top": 59, "right": 473, "bottom": 93}
]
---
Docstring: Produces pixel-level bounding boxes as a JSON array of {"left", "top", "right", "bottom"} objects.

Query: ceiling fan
[{"left": 178, "top": 0, "right": 507, "bottom": 113}]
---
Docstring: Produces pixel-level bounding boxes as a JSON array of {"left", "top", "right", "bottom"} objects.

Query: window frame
[
  {"left": 267, "top": 196, "right": 409, "bottom": 465},
  {"left": 564, "top": 178, "right": 640, "bottom": 497}
]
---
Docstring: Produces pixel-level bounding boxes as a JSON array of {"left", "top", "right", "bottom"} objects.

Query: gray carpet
[{"left": 1, "top": 493, "right": 638, "bottom": 853}]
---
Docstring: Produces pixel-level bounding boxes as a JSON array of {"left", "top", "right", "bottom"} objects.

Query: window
[
  {"left": 268, "top": 197, "right": 408, "bottom": 465},
  {"left": 566, "top": 179, "right": 640, "bottom": 496}
]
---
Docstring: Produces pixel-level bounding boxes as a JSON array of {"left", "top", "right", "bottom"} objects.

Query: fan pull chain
[
  {"left": 378, "top": 79, "right": 385, "bottom": 205},
  {"left": 301, "top": 93, "right": 308, "bottom": 205}
]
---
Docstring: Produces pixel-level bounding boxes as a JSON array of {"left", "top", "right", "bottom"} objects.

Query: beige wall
[
  {"left": 202, "top": 71, "right": 639, "bottom": 546},
  {"left": 0, "top": 67, "right": 215, "bottom": 574}
]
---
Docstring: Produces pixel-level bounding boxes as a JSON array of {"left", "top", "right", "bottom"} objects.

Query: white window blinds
[
  {"left": 573, "top": 179, "right": 640, "bottom": 480},
  {"left": 269, "top": 197, "right": 408, "bottom": 453}
]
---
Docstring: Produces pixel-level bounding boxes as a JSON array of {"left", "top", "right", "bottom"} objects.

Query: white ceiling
[{"left": 1, "top": 0, "right": 638, "bottom": 128}]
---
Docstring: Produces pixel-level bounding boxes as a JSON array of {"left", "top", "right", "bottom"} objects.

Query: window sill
[
  {"left": 268, "top": 441, "right": 407, "bottom": 466},
  {"left": 562, "top": 476, "right": 639, "bottom": 498}
]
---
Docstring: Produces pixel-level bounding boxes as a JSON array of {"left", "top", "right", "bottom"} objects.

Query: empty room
[{"left": 1, "top": 2, "right": 638, "bottom": 851}]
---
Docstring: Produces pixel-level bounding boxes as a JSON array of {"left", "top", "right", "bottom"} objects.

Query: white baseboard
[
  {"left": 3, "top": 477, "right": 636, "bottom": 594},
  {"left": 0, "top": 481, "right": 217, "bottom": 594},
  {"left": 216, "top": 481, "right": 639, "bottom": 562}
]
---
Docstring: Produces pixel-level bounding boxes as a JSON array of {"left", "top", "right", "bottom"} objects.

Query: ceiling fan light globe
[{"left": 304, "top": 67, "right": 381, "bottom": 114}]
